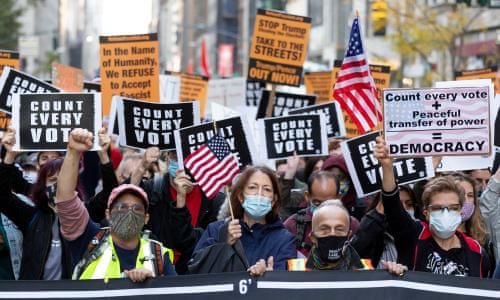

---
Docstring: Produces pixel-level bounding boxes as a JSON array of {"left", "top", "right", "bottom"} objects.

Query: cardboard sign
[
  {"left": 456, "top": 67, "right": 499, "bottom": 95},
  {"left": 0, "top": 50, "right": 20, "bottom": 136},
  {"left": 384, "top": 86, "right": 490, "bottom": 157},
  {"left": 304, "top": 71, "right": 335, "bottom": 104},
  {"left": 159, "top": 74, "right": 181, "bottom": 103},
  {"left": 341, "top": 131, "right": 435, "bottom": 197},
  {"left": 0, "top": 67, "right": 60, "bottom": 114},
  {"left": 174, "top": 116, "right": 256, "bottom": 170},
  {"left": 256, "top": 90, "right": 316, "bottom": 119},
  {"left": 11, "top": 93, "right": 101, "bottom": 151},
  {"left": 51, "top": 63, "right": 84, "bottom": 92},
  {"left": 288, "top": 102, "right": 346, "bottom": 139},
  {"left": 434, "top": 79, "right": 497, "bottom": 172},
  {"left": 207, "top": 77, "right": 246, "bottom": 106},
  {"left": 83, "top": 82, "right": 101, "bottom": 93},
  {"left": 248, "top": 9, "right": 311, "bottom": 86},
  {"left": 99, "top": 33, "right": 160, "bottom": 116},
  {"left": 246, "top": 80, "right": 266, "bottom": 106},
  {"left": 116, "top": 97, "right": 199, "bottom": 150},
  {"left": 333, "top": 60, "right": 391, "bottom": 138},
  {"left": 166, "top": 71, "right": 209, "bottom": 117},
  {"left": 258, "top": 114, "right": 328, "bottom": 159}
]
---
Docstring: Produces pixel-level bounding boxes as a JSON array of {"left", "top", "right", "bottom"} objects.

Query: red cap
[{"left": 107, "top": 184, "right": 149, "bottom": 210}]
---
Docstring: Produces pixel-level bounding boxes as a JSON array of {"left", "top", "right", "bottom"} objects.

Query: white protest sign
[
  {"left": 384, "top": 86, "right": 490, "bottom": 157},
  {"left": 207, "top": 77, "right": 246, "bottom": 106},
  {"left": 434, "top": 79, "right": 497, "bottom": 172},
  {"left": 210, "top": 102, "right": 240, "bottom": 121},
  {"left": 159, "top": 74, "right": 180, "bottom": 103}
]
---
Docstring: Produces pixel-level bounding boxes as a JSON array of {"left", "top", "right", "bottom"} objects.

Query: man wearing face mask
[
  {"left": 55, "top": 129, "right": 176, "bottom": 281},
  {"left": 284, "top": 171, "right": 360, "bottom": 258},
  {"left": 374, "top": 137, "right": 490, "bottom": 278}
]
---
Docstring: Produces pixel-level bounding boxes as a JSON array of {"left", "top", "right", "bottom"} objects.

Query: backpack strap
[
  {"left": 149, "top": 240, "right": 164, "bottom": 276},
  {"left": 295, "top": 209, "right": 311, "bottom": 250}
]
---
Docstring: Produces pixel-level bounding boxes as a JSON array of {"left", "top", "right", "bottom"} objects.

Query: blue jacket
[{"left": 194, "top": 219, "right": 296, "bottom": 270}]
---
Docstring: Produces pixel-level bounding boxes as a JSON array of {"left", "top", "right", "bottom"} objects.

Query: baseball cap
[{"left": 107, "top": 184, "right": 149, "bottom": 210}]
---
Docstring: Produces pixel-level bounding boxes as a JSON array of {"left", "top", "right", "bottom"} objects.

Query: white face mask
[
  {"left": 23, "top": 171, "right": 38, "bottom": 184},
  {"left": 429, "top": 209, "right": 461, "bottom": 239},
  {"left": 406, "top": 209, "right": 416, "bottom": 220}
]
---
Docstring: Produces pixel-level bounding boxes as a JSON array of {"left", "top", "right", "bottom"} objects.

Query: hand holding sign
[
  {"left": 68, "top": 128, "right": 94, "bottom": 153},
  {"left": 1, "top": 127, "right": 18, "bottom": 164},
  {"left": 97, "top": 127, "right": 111, "bottom": 164},
  {"left": 227, "top": 219, "right": 242, "bottom": 246},
  {"left": 284, "top": 152, "right": 300, "bottom": 180}
]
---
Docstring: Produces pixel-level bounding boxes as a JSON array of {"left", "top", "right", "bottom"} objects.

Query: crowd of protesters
[{"left": 0, "top": 124, "right": 498, "bottom": 283}]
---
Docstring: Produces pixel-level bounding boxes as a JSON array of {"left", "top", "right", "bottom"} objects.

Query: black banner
[
  {"left": 118, "top": 98, "right": 198, "bottom": 150},
  {"left": 341, "top": 131, "right": 434, "bottom": 197},
  {"left": 288, "top": 102, "right": 346, "bottom": 139},
  {"left": 12, "top": 93, "right": 100, "bottom": 151},
  {"left": 175, "top": 116, "right": 255, "bottom": 170},
  {"left": 259, "top": 114, "right": 327, "bottom": 159},
  {"left": 0, "top": 67, "right": 60, "bottom": 114},
  {"left": 246, "top": 80, "right": 265, "bottom": 107},
  {"left": 256, "top": 90, "right": 316, "bottom": 119},
  {"left": 0, "top": 271, "right": 498, "bottom": 300}
]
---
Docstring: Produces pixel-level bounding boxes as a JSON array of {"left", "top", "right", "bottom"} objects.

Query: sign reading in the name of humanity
[
  {"left": 288, "top": 102, "right": 346, "bottom": 139},
  {"left": 99, "top": 33, "right": 160, "bottom": 116},
  {"left": 174, "top": 116, "right": 256, "bottom": 170},
  {"left": 256, "top": 90, "right": 316, "bottom": 119},
  {"left": 116, "top": 97, "right": 199, "bottom": 150},
  {"left": 51, "top": 62, "right": 84, "bottom": 92},
  {"left": 258, "top": 114, "right": 328, "bottom": 159},
  {"left": 11, "top": 93, "right": 101, "bottom": 151},
  {"left": 304, "top": 71, "right": 335, "bottom": 104},
  {"left": 333, "top": 60, "right": 391, "bottom": 138},
  {"left": 342, "top": 131, "right": 435, "bottom": 197},
  {"left": 383, "top": 86, "right": 490, "bottom": 157},
  {"left": 0, "top": 50, "right": 20, "bottom": 135},
  {"left": 0, "top": 67, "right": 61, "bottom": 114},
  {"left": 456, "top": 66, "right": 499, "bottom": 95},
  {"left": 248, "top": 9, "right": 311, "bottom": 86}
]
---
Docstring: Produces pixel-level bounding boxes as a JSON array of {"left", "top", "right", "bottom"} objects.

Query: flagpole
[
  {"left": 225, "top": 185, "right": 235, "bottom": 220},
  {"left": 266, "top": 84, "right": 277, "bottom": 117}
]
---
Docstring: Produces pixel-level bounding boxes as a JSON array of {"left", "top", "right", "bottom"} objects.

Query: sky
[{"left": 101, "top": 0, "right": 153, "bottom": 35}]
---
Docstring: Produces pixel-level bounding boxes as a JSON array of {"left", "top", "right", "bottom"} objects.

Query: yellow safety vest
[{"left": 79, "top": 235, "right": 174, "bottom": 280}]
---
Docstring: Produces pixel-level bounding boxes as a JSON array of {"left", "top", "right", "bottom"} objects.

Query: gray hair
[{"left": 312, "top": 199, "right": 350, "bottom": 228}]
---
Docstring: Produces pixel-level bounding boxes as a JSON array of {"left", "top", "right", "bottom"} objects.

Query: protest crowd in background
[{"left": 0, "top": 6, "right": 500, "bottom": 299}]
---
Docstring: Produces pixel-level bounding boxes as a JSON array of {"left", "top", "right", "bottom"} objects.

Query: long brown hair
[
  {"left": 452, "top": 172, "right": 489, "bottom": 246},
  {"left": 229, "top": 166, "right": 281, "bottom": 224}
]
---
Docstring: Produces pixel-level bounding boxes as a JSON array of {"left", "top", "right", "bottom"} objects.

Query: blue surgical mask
[
  {"left": 309, "top": 202, "right": 319, "bottom": 214},
  {"left": 242, "top": 194, "right": 272, "bottom": 220},
  {"left": 338, "top": 179, "right": 350, "bottom": 197},
  {"left": 168, "top": 160, "right": 179, "bottom": 178}
]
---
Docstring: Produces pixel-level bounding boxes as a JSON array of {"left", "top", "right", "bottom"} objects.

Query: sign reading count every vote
[{"left": 383, "top": 86, "right": 490, "bottom": 157}]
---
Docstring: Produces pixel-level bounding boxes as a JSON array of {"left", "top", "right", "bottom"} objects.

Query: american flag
[
  {"left": 184, "top": 134, "right": 239, "bottom": 199},
  {"left": 333, "top": 16, "right": 382, "bottom": 134}
]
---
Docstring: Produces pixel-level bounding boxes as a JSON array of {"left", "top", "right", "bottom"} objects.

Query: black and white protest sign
[
  {"left": 258, "top": 114, "right": 327, "bottom": 160},
  {"left": 83, "top": 81, "right": 101, "bottom": 93},
  {"left": 107, "top": 96, "right": 120, "bottom": 136},
  {"left": 116, "top": 97, "right": 199, "bottom": 150},
  {"left": 288, "top": 102, "right": 346, "bottom": 139},
  {"left": 174, "top": 116, "right": 256, "bottom": 169},
  {"left": 342, "top": 131, "right": 434, "bottom": 197},
  {"left": 256, "top": 90, "right": 316, "bottom": 119},
  {"left": 11, "top": 93, "right": 101, "bottom": 151},
  {"left": 246, "top": 80, "right": 265, "bottom": 106},
  {"left": 384, "top": 86, "right": 490, "bottom": 157},
  {"left": 0, "top": 67, "right": 60, "bottom": 114}
]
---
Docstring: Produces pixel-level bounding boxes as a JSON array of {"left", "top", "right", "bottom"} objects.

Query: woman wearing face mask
[
  {"left": 0, "top": 128, "right": 87, "bottom": 280},
  {"left": 374, "top": 137, "right": 490, "bottom": 277},
  {"left": 191, "top": 166, "right": 296, "bottom": 275}
]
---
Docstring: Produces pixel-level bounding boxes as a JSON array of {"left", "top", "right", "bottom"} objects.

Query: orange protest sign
[
  {"left": 455, "top": 67, "right": 499, "bottom": 95},
  {"left": 304, "top": 71, "right": 335, "bottom": 104},
  {"left": 165, "top": 71, "right": 209, "bottom": 117},
  {"left": 51, "top": 62, "right": 84, "bottom": 92},
  {"left": 332, "top": 60, "right": 391, "bottom": 138},
  {"left": 99, "top": 33, "right": 160, "bottom": 116},
  {"left": 0, "top": 50, "right": 19, "bottom": 135},
  {"left": 248, "top": 9, "right": 311, "bottom": 86}
]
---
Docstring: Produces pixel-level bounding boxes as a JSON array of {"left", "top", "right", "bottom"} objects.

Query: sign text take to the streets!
[
  {"left": 383, "top": 87, "right": 490, "bottom": 157},
  {"left": 248, "top": 9, "right": 311, "bottom": 86},
  {"left": 100, "top": 33, "right": 160, "bottom": 116}
]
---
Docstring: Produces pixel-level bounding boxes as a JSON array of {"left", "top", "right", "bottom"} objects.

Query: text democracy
[{"left": 390, "top": 141, "right": 486, "bottom": 155}]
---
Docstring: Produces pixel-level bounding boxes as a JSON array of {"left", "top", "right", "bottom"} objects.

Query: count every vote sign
[{"left": 383, "top": 86, "right": 490, "bottom": 157}]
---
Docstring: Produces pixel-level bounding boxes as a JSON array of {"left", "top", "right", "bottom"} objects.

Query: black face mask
[
  {"left": 316, "top": 235, "right": 348, "bottom": 262},
  {"left": 45, "top": 183, "right": 57, "bottom": 206}
]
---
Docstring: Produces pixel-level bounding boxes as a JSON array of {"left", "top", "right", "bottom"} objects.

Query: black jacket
[
  {"left": 86, "top": 162, "right": 119, "bottom": 224},
  {"left": 0, "top": 163, "right": 72, "bottom": 280},
  {"left": 350, "top": 209, "right": 388, "bottom": 267}
]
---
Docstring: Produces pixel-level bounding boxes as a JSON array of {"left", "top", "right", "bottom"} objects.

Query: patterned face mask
[{"left": 460, "top": 202, "right": 475, "bottom": 222}]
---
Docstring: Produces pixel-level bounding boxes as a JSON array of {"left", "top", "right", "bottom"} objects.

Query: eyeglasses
[
  {"left": 245, "top": 184, "right": 274, "bottom": 197},
  {"left": 112, "top": 203, "right": 146, "bottom": 213},
  {"left": 427, "top": 204, "right": 461, "bottom": 213}
]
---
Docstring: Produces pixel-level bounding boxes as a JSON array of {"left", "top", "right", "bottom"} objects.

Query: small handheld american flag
[
  {"left": 333, "top": 16, "right": 382, "bottom": 134},
  {"left": 184, "top": 134, "right": 239, "bottom": 199}
]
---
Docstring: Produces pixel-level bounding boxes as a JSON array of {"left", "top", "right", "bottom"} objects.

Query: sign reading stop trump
[{"left": 248, "top": 9, "right": 311, "bottom": 87}]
